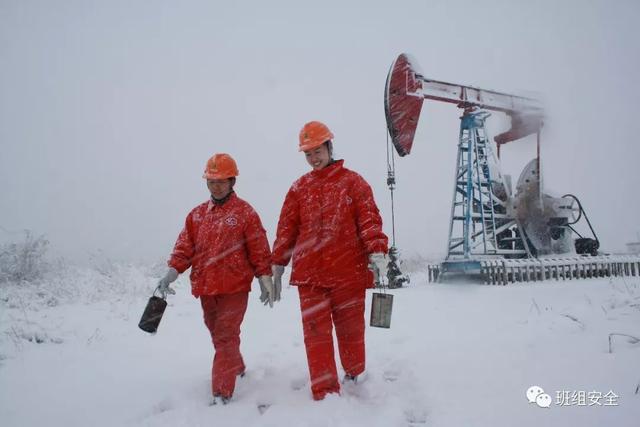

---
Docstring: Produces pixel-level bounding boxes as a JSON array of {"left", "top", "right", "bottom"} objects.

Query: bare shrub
[{"left": 0, "top": 231, "right": 49, "bottom": 283}]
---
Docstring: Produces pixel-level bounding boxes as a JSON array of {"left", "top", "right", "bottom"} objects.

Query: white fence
[{"left": 426, "top": 255, "right": 640, "bottom": 285}]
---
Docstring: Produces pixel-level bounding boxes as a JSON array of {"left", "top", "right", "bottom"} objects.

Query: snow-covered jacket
[
  {"left": 168, "top": 192, "right": 271, "bottom": 297},
  {"left": 272, "top": 160, "right": 388, "bottom": 289}
]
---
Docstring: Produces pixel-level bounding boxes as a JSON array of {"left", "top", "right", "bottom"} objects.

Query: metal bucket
[
  {"left": 138, "top": 293, "right": 167, "bottom": 334},
  {"left": 370, "top": 292, "right": 393, "bottom": 328}
]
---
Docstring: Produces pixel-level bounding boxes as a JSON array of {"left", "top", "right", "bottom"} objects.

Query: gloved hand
[
  {"left": 258, "top": 275, "right": 275, "bottom": 308},
  {"left": 272, "top": 265, "right": 285, "bottom": 302},
  {"left": 157, "top": 267, "right": 178, "bottom": 298},
  {"left": 368, "top": 253, "right": 389, "bottom": 284}
]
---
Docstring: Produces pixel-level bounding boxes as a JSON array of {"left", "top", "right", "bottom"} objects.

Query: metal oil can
[
  {"left": 138, "top": 292, "right": 167, "bottom": 334},
  {"left": 370, "top": 292, "right": 393, "bottom": 328}
]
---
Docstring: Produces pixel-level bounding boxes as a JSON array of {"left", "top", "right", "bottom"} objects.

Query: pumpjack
[{"left": 383, "top": 53, "right": 638, "bottom": 283}]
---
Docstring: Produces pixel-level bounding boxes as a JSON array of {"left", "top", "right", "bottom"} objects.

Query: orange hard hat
[
  {"left": 202, "top": 153, "right": 239, "bottom": 179},
  {"left": 298, "top": 121, "right": 334, "bottom": 152}
]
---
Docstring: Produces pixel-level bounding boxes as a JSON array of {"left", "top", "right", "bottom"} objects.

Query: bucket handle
[
  {"left": 377, "top": 267, "right": 388, "bottom": 294},
  {"left": 152, "top": 286, "right": 166, "bottom": 300}
]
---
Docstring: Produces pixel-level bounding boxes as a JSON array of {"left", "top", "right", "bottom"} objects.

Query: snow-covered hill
[{"left": 1, "top": 265, "right": 639, "bottom": 427}]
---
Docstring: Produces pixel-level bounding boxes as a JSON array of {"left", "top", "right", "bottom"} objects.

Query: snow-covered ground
[{"left": 1, "top": 265, "right": 639, "bottom": 427}]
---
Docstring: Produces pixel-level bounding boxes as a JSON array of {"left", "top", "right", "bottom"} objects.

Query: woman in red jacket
[
  {"left": 156, "top": 153, "right": 275, "bottom": 405},
  {"left": 272, "top": 121, "right": 389, "bottom": 400}
]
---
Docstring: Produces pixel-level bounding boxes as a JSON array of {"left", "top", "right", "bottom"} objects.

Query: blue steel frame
[{"left": 444, "top": 110, "right": 527, "bottom": 270}]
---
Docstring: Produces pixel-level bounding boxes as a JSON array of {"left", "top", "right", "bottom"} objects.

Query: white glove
[
  {"left": 272, "top": 265, "right": 285, "bottom": 302},
  {"left": 368, "top": 253, "right": 389, "bottom": 284},
  {"left": 157, "top": 267, "right": 178, "bottom": 298},
  {"left": 258, "top": 275, "right": 275, "bottom": 308}
]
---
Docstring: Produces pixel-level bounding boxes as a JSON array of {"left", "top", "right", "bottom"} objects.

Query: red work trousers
[
  {"left": 297, "top": 284, "right": 366, "bottom": 400},
  {"left": 200, "top": 292, "right": 248, "bottom": 398}
]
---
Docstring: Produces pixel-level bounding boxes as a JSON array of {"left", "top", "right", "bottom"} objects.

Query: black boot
[
  {"left": 342, "top": 374, "right": 358, "bottom": 384},
  {"left": 210, "top": 394, "right": 231, "bottom": 406}
]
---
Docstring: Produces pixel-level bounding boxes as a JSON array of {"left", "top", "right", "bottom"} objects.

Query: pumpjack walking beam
[{"left": 385, "top": 53, "right": 543, "bottom": 158}]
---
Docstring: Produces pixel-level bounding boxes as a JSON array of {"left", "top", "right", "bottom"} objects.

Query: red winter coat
[
  {"left": 168, "top": 192, "right": 271, "bottom": 297},
  {"left": 272, "top": 160, "right": 388, "bottom": 289}
]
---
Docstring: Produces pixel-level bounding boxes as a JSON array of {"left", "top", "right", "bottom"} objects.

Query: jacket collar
[
  {"left": 207, "top": 191, "right": 236, "bottom": 211},
  {"left": 310, "top": 159, "right": 344, "bottom": 179}
]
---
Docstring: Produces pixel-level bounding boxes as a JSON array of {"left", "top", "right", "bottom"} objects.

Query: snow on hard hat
[
  {"left": 298, "top": 121, "right": 334, "bottom": 152},
  {"left": 202, "top": 153, "right": 239, "bottom": 180}
]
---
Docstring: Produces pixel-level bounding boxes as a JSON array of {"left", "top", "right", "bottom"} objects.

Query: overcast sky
[{"left": 1, "top": 0, "right": 639, "bottom": 264}]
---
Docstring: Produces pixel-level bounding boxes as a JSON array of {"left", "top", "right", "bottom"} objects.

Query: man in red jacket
[
  {"left": 272, "top": 121, "right": 389, "bottom": 400},
  {"left": 156, "top": 153, "right": 275, "bottom": 405}
]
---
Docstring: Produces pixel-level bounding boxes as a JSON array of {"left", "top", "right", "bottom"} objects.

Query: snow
[{"left": 1, "top": 266, "right": 639, "bottom": 427}]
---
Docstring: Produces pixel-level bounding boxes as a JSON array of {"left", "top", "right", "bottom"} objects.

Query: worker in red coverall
[
  {"left": 156, "top": 153, "right": 275, "bottom": 405},
  {"left": 271, "top": 121, "right": 389, "bottom": 400}
]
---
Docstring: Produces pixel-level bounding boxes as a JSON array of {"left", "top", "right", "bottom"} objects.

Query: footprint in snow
[
  {"left": 151, "top": 398, "right": 173, "bottom": 414},
  {"left": 290, "top": 377, "right": 307, "bottom": 391},
  {"left": 405, "top": 407, "right": 428, "bottom": 425},
  {"left": 383, "top": 370, "right": 400, "bottom": 382}
]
